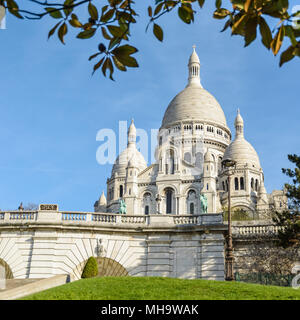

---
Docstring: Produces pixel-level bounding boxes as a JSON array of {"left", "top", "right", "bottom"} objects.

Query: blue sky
[{"left": 0, "top": 1, "right": 299, "bottom": 211}]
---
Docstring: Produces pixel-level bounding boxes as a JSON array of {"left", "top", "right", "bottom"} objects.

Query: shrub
[{"left": 81, "top": 257, "right": 98, "bottom": 279}]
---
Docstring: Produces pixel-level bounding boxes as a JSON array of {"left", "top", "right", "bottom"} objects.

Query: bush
[{"left": 81, "top": 257, "right": 98, "bottom": 279}]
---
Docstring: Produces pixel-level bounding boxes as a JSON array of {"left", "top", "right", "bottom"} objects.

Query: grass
[{"left": 21, "top": 277, "right": 300, "bottom": 300}]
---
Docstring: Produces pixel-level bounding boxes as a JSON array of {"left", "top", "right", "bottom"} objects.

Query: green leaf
[
  {"left": 118, "top": 55, "right": 139, "bottom": 68},
  {"left": 58, "top": 22, "right": 68, "bottom": 44},
  {"left": 213, "top": 8, "right": 230, "bottom": 20},
  {"left": 107, "top": 58, "right": 115, "bottom": 81},
  {"left": 178, "top": 6, "right": 191, "bottom": 24},
  {"left": 107, "top": 25, "right": 124, "bottom": 38},
  {"left": 6, "top": 0, "right": 23, "bottom": 19},
  {"left": 112, "top": 44, "right": 138, "bottom": 56},
  {"left": 89, "top": 52, "right": 101, "bottom": 61},
  {"left": 215, "top": 0, "right": 222, "bottom": 10},
  {"left": 279, "top": 45, "right": 295, "bottom": 67},
  {"left": 244, "top": 0, "right": 252, "bottom": 12},
  {"left": 88, "top": 2, "right": 99, "bottom": 21},
  {"left": 45, "top": 7, "right": 63, "bottom": 19},
  {"left": 112, "top": 55, "right": 127, "bottom": 71},
  {"left": 154, "top": 3, "right": 164, "bottom": 16},
  {"left": 221, "top": 19, "right": 232, "bottom": 32},
  {"left": 101, "top": 27, "right": 112, "bottom": 40},
  {"left": 285, "top": 25, "right": 298, "bottom": 47},
  {"left": 63, "top": 0, "right": 74, "bottom": 17},
  {"left": 244, "top": 17, "right": 257, "bottom": 47},
  {"left": 153, "top": 23, "right": 163, "bottom": 42},
  {"left": 69, "top": 14, "right": 82, "bottom": 28},
  {"left": 102, "top": 58, "right": 109, "bottom": 77},
  {"left": 108, "top": 37, "right": 121, "bottom": 50},
  {"left": 48, "top": 21, "right": 61, "bottom": 39},
  {"left": 259, "top": 17, "right": 272, "bottom": 49},
  {"left": 271, "top": 25, "right": 285, "bottom": 55},
  {"left": 76, "top": 28, "right": 96, "bottom": 39},
  {"left": 101, "top": 8, "right": 115, "bottom": 22},
  {"left": 92, "top": 57, "right": 105, "bottom": 75},
  {"left": 232, "top": 14, "right": 248, "bottom": 36}
]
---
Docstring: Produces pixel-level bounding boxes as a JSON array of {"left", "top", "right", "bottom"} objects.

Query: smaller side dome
[
  {"left": 223, "top": 110, "right": 261, "bottom": 168},
  {"left": 111, "top": 120, "right": 147, "bottom": 177},
  {"left": 99, "top": 191, "right": 107, "bottom": 206}
]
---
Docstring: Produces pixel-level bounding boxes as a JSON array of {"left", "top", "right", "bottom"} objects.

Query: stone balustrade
[
  {"left": 232, "top": 221, "right": 281, "bottom": 238},
  {"left": 0, "top": 210, "right": 224, "bottom": 228},
  {"left": 0, "top": 210, "right": 281, "bottom": 236}
]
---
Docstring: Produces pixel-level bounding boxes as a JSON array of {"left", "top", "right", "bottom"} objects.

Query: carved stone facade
[{"left": 95, "top": 47, "right": 287, "bottom": 218}]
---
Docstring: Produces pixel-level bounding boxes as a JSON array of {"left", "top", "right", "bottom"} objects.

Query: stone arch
[
  {"left": 0, "top": 238, "right": 26, "bottom": 278},
  {"left": 96, "top": 258, "right": 128, "bottom": 277},
  {"left": 186, "top": 189, "right": 197, "bottom": 215},
  {"left": 71, "top": 257, "right": 129, "bottom": 279},
  {"left": 183, "top": 184, "right": 199, "bottom": 197},
  {"left": 142, "top": 191, "right": 155, "bottom": 215},
  {"left": 73, "top": 257, "right": 128, "bottom": 279},
  {"left": 0, "top": 258, "right": 13, "bottom": 279},
  {"left": 163, "top": 187, "right": 176, "bottom": 214},
  {"left": 158, "top": 183, "right": 179, "bottom": 195}
]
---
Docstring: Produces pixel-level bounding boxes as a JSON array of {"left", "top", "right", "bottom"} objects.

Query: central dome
[
  {"left": 162, "top": 86, "right": 227, "bottom": 128},
  {"left": 161, "top": 47, "right": 227, "bottom": 129}
]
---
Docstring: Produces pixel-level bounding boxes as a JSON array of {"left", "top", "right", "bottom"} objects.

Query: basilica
[{"left": 94, "top": 47, "right": 286, "bottom": 218}]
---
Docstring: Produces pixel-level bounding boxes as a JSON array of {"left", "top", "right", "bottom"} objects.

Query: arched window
[
  {"left": 240, "top": 177, "right": 245, "bottom": 190},
  {"left": 255, "top": 179, "right": 259, "bottom": 191},
  {"left": 166, "top": 189, "right": 173, "bottom": 214},
  {"left": 235, "top": 177, "right": 239, "bottom": 190},
  {"left": 119, "top": 185, "right": 123, "bottom": 198},
  {"left": 143, "top": 192, "right": 152, "bottom": 215},
  {"left": 190, "top": 203, "right": 194, "bottom": 215},
  {"left": 251, "top": 178, "right": 254, "bottom": 190}
]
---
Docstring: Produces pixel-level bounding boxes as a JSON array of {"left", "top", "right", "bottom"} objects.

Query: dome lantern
[
  {"left": 234, "top": 108, "right": 244, "bottom": 138},
  {"left": 128, "top": 119, "right": 136, "bottom": 146},
  {"left": 188, "top": 45, "right": 202, "bottom": 87}
]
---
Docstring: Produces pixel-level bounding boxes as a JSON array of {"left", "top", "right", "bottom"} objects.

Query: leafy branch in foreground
[{"left": 1, "top": 0, "right": 299, "bottom": 80}]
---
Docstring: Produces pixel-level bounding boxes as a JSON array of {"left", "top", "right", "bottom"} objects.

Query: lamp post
[{"left": 222, "top": 158, "right": 236, "bottom": 281}]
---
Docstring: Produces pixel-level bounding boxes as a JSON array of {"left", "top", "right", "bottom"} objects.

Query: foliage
[
  {"left": 240, "top": 241, "right": 299, "bottom": 275},
  {"left": 223, "top": 207, "right": 253, "bottom": 221},
  {"left": 23, "top": 203, "right": 39, "bottom": 210},
  {"left": 273, "top": 154, "right": 300, "bottom": 248},
  {"left": 235, "top": 271, "right": 294, "bottom": 287},
  {"left": 1, "top": 0, "right": 299, "bottom": 79},
  {"left": 21, "top": 276, "right": 300, "bottom": 300},
  {"left": 81, "top": 256, "right": 98, "bottom": 278}
]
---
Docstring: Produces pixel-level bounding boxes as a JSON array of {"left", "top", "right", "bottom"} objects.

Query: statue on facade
[
  {"left": 118, "top": 199, "right": 127, "bottom": 214},
  {"left": 18, "top": 202, "right": 24, "bottom": 211},
  {"left": 200, "top": 194, "right": 208, "bottom": 213}
]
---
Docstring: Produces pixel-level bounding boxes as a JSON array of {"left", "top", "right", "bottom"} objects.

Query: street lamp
[{"left": 222, "top": 158, "right": 236, "bottom": 281}]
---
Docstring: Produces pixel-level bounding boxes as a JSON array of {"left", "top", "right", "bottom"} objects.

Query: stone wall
[{"left": 0, "top": 211, "right": 226, "bottom": 281}]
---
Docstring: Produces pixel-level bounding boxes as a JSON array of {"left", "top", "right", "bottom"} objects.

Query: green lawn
[{"left": 21, "top": 277, "right": 300, "bottom": 300}]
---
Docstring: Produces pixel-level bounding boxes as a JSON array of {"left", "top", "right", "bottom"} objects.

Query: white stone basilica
[{"left": 94, "top": 47, "right": 286, "bottom": 218}]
